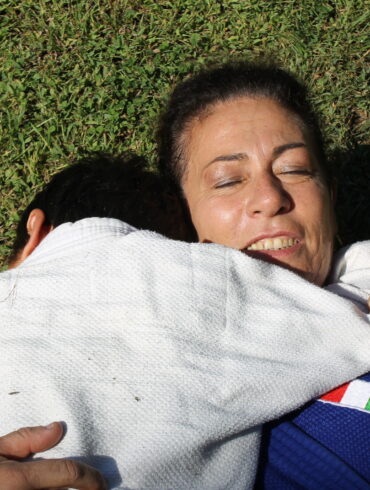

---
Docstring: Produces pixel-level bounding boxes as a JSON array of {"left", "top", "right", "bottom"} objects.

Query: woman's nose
[{"left": 245, "top": 173, "right": 292, "bottom": 217}]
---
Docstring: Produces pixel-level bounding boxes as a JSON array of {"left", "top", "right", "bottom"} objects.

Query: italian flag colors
[{"left": 320, "top": 379, "right": 370, "bottom": 413}]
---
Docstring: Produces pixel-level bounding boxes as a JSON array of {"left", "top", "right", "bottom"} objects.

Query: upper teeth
[{"left": 247, "top": 237, "right": 299, "bottom": 251}]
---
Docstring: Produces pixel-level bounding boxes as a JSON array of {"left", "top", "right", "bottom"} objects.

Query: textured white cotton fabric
[
  {"left": 0, "top": 218, "right": 369, "bottom": 489},
  {"left": 326, "top": 240, "right": 370, "bottom": 313}
]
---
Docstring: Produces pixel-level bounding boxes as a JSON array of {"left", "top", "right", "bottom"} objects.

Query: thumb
[{"left": 0, "top": 422, "right": 64, "bottom": 459}]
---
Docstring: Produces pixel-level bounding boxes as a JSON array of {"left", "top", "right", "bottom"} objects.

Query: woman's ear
[{"left": 18, "top": 209, "right": 52, "bottom": 264}]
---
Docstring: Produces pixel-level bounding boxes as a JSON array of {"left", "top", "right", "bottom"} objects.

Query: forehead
[{"left": 185, "top": 96, "right": 307, "bottom": 165}]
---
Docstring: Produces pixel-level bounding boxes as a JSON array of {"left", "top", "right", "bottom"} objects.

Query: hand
[{"left": 0, "top": 422, "right": 107, "bottom": 490}]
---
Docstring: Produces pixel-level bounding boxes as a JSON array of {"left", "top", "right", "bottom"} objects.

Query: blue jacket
[{"left": 257, "top": 373, "right": 370, "bottom": 489}]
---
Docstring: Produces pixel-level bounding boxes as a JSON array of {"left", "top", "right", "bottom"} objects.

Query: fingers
[
  {"left": 0, "top": 424, "right": 108, "bottom": 489},
  {"left": 0, "top": 423, "right": 64, "bottom": 459},
  {"left": 0, "top": 458, "right": 107, "bottom": 490}
]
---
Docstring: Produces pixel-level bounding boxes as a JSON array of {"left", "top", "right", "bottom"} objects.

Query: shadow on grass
[{"left": 330, "top": 144, "right": 370, "bottom": 246}]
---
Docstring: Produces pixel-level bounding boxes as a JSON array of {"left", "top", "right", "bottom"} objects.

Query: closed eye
[
  {"left": 278, "top": 168, "right": 317, "bottom": 183},
  {"left": 214, "top": 179, "right": 243, "bottom": 188},
  {"left": 281, "top": 170, "right": 313, "bottom": 175}
]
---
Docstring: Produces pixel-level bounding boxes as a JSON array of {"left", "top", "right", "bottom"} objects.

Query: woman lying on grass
[
  {"left": 157, "top": 61, "right": 370, "bottom": 489},
  {"left": 0, "top": 62, "right": 369, "bottom": 489}
]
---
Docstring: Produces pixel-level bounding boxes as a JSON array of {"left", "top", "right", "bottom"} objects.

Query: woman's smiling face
[{"left": 182, "top": 96, "right": 336, "bottom": 285}]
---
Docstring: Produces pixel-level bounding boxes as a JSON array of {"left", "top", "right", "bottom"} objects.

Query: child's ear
[{"left": 17, "top": 209, "right": 52, "bottom": 264}]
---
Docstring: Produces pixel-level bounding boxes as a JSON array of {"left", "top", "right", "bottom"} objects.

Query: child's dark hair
[
  {"left": 9, "top": 152, "right": 190, "bottom": 264},
  {"left": 157, "top": 61, "right": 330, "bottom": 188}
]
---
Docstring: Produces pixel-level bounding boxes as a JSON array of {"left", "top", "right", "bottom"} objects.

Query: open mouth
[{"left": 246, "top": 236, "right": 300, "bottom": 251}]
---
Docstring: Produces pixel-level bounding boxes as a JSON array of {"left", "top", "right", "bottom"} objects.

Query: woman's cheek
[
  {"left": 301, "top": 189, "right": 335, "bottom": 284},
  {"left": 197, "top": 197, "right": 242, "bottom": 246}
]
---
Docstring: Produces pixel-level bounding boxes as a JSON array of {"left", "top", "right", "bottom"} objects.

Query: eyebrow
[
  {"left": 272, "top": 142, "right": 307, "bottom": 158},
  {"left": 206, "top": 142, "right": 307, "bottom": 168},
  {"left": 206, "top": 152, "right": 248, "bottom": 167}
]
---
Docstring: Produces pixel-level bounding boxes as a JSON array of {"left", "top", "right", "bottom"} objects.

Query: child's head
[{"left": 8, "top": 152, "right": 179, "bottom": 267}]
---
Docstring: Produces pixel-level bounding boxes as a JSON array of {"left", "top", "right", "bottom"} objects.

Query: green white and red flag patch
[{"left": 320, "top": 379, "right": 370, "bottom": 413}]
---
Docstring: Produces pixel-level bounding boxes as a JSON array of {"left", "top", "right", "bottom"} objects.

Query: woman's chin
[
  {"left": 243, "top": 248, "right": 294, "bottom": 268},
  {"left": 242, "top": 248, "right": 318, "bottom": 285}
]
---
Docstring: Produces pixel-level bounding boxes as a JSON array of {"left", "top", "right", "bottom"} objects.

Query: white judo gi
[{"left": 0, "top": 218, "right": 369, "bottom": 489}]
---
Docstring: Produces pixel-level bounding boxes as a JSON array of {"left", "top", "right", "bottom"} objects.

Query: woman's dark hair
[{"left": 157, "top": 61, "right": 330, "bottom": 189}]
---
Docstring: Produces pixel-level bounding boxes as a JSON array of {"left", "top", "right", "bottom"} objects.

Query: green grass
[{"left": 1, "top": 0, "right": 369, "bottom": 267}]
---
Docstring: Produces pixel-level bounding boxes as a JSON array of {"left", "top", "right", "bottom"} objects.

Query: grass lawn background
[{"left": 1, "top": 0, "right": 369, "bottom": 268}]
